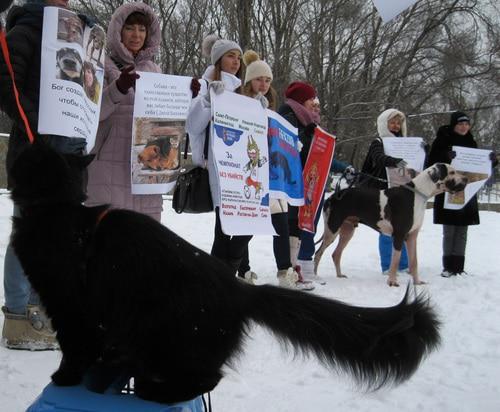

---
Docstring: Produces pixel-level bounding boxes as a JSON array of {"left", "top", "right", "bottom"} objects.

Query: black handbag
[{"left": 172, "top": 124, "right": 213, "bottom": 213}]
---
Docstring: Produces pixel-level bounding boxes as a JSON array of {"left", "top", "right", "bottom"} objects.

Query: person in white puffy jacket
[
  {"left": 235, "top": 50, "right": 314, "bottom": 290},
  {"left": 186, "top": 35, "right": 253, "bottom": 276}
]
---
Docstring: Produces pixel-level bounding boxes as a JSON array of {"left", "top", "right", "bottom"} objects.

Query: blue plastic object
[{"left": 27, "top": 383, "right": 204, "bottom": 412}]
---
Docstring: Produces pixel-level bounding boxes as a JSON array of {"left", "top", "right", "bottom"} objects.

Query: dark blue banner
[{"left": 267, "top": 113, "right": 304, "bottom": 206}]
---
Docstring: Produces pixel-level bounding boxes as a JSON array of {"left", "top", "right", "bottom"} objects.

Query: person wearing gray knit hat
[{"left": 202, "top": 34, "right": 242, "bottom": 66}]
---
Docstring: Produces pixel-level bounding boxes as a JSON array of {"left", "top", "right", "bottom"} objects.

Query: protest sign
[
  {"left": 298, "top": 127, "right": 335, "bottom": 233},
  {"left": 131, "top": 72, "right": 191, "bottom": 195},
  {"left": 267, "top": 110, "right": 304, "bottom": 206},
  {"left": 38, "top": 7, "right": 106, "bottom": 151},
  {"left": 212, "top": 91, "right": 275, "bottom": 235},
  {"left": 446, "top": 147, "right": 492, "bottom": 210},
  {"left": 382, "top": 137, "right": 425, "bottom": 187}
]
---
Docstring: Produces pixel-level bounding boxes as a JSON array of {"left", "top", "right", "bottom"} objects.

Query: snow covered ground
[{"left": 1, "top": 193, "right": 499, "bottom": 411}]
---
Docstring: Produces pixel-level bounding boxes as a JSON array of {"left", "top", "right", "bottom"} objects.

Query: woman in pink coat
[{"left": 86, "top": 2, "right": 163, "bottom": 221}]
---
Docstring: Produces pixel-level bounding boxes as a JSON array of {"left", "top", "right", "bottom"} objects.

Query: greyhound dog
[{"left": 314, "top": 163, "right": 468, "bottom": 287}]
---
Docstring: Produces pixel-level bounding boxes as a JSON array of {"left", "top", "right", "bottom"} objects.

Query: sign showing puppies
[
  {"left": 131, "top": 72, "right": 192, "bottom": 195},
  {"left": 38, "top": 7, "right": 106, "bottom": 151}
]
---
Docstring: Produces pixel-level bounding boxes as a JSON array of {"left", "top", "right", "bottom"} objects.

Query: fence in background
[{"left": 0, "top": 133, "right": 498, "bottom": 211}]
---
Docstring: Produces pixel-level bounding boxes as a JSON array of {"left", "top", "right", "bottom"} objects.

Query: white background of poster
[
  {"left": 372, "top": 0, "right": 419, "bottom": 23},
  {"left": 38, "top": 7, "right": 105, "bottom": 151},
  {"left": 446, "top": 146, "right": 492, "bottom": 209},
  {"left": 383, "top": 137, "right": 425, "bottom": 187},
  {"left": 131, "top": 72, "right": 192, "bottom": 195},
  {"left": 212, "top": 91, "right": 275, "bottom": 235}
]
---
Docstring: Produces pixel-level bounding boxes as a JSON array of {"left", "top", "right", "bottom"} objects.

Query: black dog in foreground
[{"left": 9, "top": 142, "right": 440, "bottom": 404}]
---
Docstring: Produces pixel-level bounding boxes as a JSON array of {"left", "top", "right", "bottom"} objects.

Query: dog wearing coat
[
  {"left": 314, "top": 163, "right": 468, "bottom": 286},
  {"left": 9, "top": 142, "right": 441, "bottom": 404}
]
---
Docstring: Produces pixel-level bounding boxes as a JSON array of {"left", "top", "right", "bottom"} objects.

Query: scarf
[{"left": 285, "top": 98, "right": 320, "bottom": 127}]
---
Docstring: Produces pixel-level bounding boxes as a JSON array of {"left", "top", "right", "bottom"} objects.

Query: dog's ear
[{"left": 429, "top": 163, "right": 448, "bottom": 182}]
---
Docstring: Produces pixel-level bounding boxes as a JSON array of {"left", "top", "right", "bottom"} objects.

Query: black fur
[
  {"left": 269, "top": 151, "right": 296, "bottom": 184},
  {"left": 9, "top": 142, "right": 441, "bottom": 403},
  {"left": 324, "top": 185, "right": 416, "bottom": 251}
]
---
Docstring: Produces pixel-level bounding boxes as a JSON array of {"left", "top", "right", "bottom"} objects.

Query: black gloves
[
  {"left": 78, "top": 14, "right": 96, "bottom": 28},
  {"left": 190, "top": 78, "right": 201, "bottom": 98},
  {"left": 116, "top": 66, "right": 140, "bottom": 94}
]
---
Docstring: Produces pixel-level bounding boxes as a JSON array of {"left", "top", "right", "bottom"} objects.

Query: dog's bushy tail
[{"left": 246, "top": 285, "right": 440, "bottom": 389}]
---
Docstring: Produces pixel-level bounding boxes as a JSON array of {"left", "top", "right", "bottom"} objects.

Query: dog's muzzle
[{"left": 446, "top": 177, "right": 468, "bottom": 193}]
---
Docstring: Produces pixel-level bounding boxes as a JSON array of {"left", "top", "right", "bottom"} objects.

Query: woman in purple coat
[{"left": 86, "top": 2, "right": 163, "bottom": 221}]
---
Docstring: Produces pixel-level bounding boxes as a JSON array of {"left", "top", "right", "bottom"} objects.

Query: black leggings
[
  {"left": 238, "top": 212, "right": 291, "bottom": 275},
  {"left": 211, "top": 208, "right": 252, "bottom": 269}
]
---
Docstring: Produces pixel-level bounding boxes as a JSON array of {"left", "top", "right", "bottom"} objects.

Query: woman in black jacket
[
  {"left": 0, "top": 0, "right": 88, "bottom": 350},
  {"left": 427, "top": 111, "right": 497, "bottom": 276},
  {"left": 277, "top": 81, "right": 319, "bottom": 289}
]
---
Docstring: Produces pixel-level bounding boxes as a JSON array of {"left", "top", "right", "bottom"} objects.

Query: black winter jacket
[
  {"left": 427, "top": 125, "right": 479, "bottom": 226},
  {"left": 0, "top": 5, "right": 86, "bottom": 188},
  {"left": 359, "top": 137, "right": 401, "bottom": 190},
  {"left": 277, "top": 103, "right": 314, "bottom": 167},
  {"left": 0, "top": 5, "right": 45, "bottom": 187}
]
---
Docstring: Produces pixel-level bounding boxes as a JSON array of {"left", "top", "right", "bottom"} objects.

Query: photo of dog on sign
[
  {"left": 132, "top": 118, "right": 184, "bottom": 185},
  {"left": 56, "top": 9, "right": 84, "bottom": 47}
]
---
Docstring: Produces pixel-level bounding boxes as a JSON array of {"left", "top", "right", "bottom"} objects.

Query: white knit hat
[
  {"left": 243, "top": 50, "right": 273, "bottom": 84},
  {"left": 202, "top": 34, "right": 242, "bottom": 65}
]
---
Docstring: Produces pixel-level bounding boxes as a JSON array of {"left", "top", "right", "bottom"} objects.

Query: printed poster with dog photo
[
  {"left": 131, "top": 72, "right": 192, "bottom": 195},
  {"left": 212, "top": 91, "right": 275, "bottom": 236},
  {"left": 267, "top": 110, "right": 304, "bottom": 206},
  {"left": 445, "top": 146, "right": 492, "bottom": 210},
  {"left": 38, "top": 7, "right": 106, "bottom": 151},
  {"left": 382, "top": 137, "right": 426, "bottom": 188}
]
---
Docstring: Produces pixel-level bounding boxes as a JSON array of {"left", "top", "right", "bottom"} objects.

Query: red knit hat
[{"left": 284, "top": 81, "right": 317, "bottom": 105}]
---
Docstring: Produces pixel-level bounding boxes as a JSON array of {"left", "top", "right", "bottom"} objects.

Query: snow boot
[
  {"left": 239, "top": 270, "right": 258, "bottom": 285},
  {"left": 1, "top": 305, "right": 58, "bottom": 350},
  {"left": 440, "top": 255, "right": 456, "bottom": 277},
  {"left": 452, "top": 255, "right": 466, "bottom": 275},
  {"left": 297, "top": 259, "right": 326, "bottom": 285},
  {"left": 277, "top": 267, "right": 314, "bottom": 291}
]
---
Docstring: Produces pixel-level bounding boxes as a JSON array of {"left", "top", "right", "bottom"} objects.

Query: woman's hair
[
  {"left": 124, "top": 11, "right": 150, "bottom": 27},
  {"left": 210, "top": 53, "right": 243, "bottom": 81},
  {"left": 240, "top": 82, "right": 278, "bottom": 111},
  {"left": 123, "top": 12, "right": 150, "bottom": 48},
  {"left": 83, "top": 61, "right": 98, "bottom": 101}
]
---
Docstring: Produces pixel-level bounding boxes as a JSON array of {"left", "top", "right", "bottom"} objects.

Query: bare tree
[{"left": 70, "top": 0, "right": 500, "bottom": 163}]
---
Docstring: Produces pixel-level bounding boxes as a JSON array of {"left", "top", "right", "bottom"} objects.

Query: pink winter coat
[{"left": 85, "top": 2, "right": 163, "bottom": 221}]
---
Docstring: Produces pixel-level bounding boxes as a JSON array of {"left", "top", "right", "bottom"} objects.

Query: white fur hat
[
  {"left": 243, "top": 50, "right": 273, "bottom": 84},
  {"left": 202, "top": 34, "right": 242, "bottom": 65},
  {"left": 377, "top": 108, "right": 407, "bottom": 137}
]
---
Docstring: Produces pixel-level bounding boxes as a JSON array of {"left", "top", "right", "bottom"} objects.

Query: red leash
[{"left": 0, "top": 28, "right": 35, "bottom": 143}]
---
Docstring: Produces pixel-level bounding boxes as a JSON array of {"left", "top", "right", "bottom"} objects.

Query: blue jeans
[
  {"left": 297, "top": 195, "right": 325, "bottom": 261},
  {"left": 3, "top": 204, "right": 40, "bottom": 314},
  {"left": 379, "top": 233, "right": 408, "bottom": 272}
]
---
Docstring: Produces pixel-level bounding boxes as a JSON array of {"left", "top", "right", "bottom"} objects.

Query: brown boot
[{"left": 2, "top": 305, "right": 59, "bottom": 350}]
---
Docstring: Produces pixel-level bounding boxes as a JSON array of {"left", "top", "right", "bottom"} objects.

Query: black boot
[
  {"left": 452, "top": 255, "right": 465, "bottom": 275},
  {"left": 222, "top": 258, "right": 242, "bottom": 276},
  {"left": 441, "top": 255, "right": 455, "bottom": 277}
]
